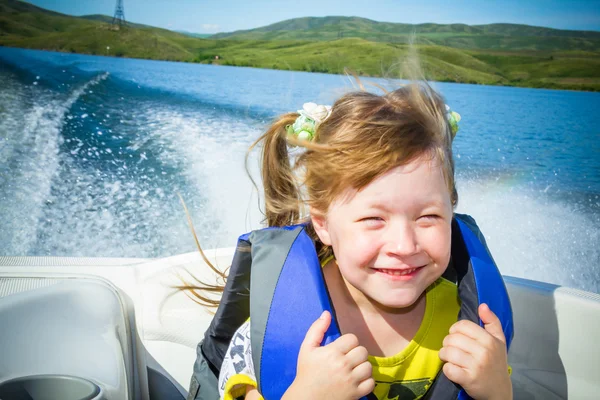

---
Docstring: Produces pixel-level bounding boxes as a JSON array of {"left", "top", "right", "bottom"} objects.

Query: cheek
[
  {"left": 334, "top": 231, "right": 381, "bottom": 266},
  {"left": 422, "top": 228, "right": 451, "bottom": 264}
]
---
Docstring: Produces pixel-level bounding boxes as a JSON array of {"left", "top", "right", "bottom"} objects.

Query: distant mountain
[
  {"left": 175, "top": 30, "right": 213, "bottom": 39},
  {"left": 0, "top": 0, "right": 209, "bottom": 60},
  {"left": 475, "top": 23, "right": 600, "bottom": 38},
  {"left": 212, "top": 16, "right": 600, "bottom": 52},
  {"left": 1, "top": 0, "right": 598, "bottom": 91},
  {"left": 0, "top": 0, "right": 62, "bottom": 16}
]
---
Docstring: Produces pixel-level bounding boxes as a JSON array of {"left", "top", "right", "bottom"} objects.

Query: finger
[
  {"left": 300, "top": 311, "right": 331, "bottom": 352},
  {"left": 442, "top": 333, "right": 484, "bottom": 358},
  {"left": 356, "top": 377, "right": 376, "bottom": 398},
  {"left": 351, "top": 360, "right": 373, "bottom": 382},
  {"left": 438, "top": 345, "right": 475, "bottom": 369},
  {"left": 479, "top": 303, "right": 506, "bottom": 343},
  {"left": 345, "top": 345, "right": 369, "bottom": 368},
  {"left": 244, "top": 386, "right": 261, "bottom": 400},
  {"left": 331, "top": 333, "right": 360, "bottom": 354},
  {"left": 442, "top": 362, "right": 470, "bottom": 386},
  {"left": 449, "top": 320, "right": 491, "bottom": 343}
]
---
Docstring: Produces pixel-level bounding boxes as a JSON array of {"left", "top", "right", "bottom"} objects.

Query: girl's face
[{"left": 312, "top": 156, "right": 453, "bottom": 311}]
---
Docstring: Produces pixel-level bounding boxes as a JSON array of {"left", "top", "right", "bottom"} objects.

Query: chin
[{"left": 372, "top": 290, "right": 424, "bottom": 310}]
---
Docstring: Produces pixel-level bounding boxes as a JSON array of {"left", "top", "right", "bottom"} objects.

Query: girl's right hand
[{"left": 283, "top": 311, "right": 375, "bottom": 400}]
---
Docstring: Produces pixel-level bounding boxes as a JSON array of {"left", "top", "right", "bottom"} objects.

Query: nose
[{"left": 387, "top": 220, "right": 419, "bottom": 256}]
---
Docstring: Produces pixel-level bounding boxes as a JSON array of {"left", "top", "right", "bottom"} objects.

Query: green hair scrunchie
[{"left": 285, "top": 102, "right": 332, "bottom": 143}]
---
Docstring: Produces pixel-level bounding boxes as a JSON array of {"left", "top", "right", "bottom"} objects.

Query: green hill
[
  {"left": 1, "top": 0, "right": 599, "bottom": 91},
  {"left": 212, "top": 16, "right": 600, "bottom": 52},
  {"left": 191, "top": 39, "right": 600, "bottom": 91},
  {"left": 175, "top": 30, "right": 213, "bottom": 39},
  {"left": 0, "top": 0, "right": 208, "bottom": 59},
  {"left": 79, "top": 14, "right": 154, "bottom": 30}
]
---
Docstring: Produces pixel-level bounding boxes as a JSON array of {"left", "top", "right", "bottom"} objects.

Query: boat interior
[{"left": 0, "top": 250, "right": 599, "bottom": 399}]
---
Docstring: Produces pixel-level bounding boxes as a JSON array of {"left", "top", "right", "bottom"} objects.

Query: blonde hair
[{"left": 179, "top": 80, "right": 458, "bottom": 306}]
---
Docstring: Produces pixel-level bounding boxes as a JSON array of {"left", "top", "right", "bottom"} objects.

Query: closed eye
[
  {"left": 360, "top": 217, "right": 385, "bottom": 228},
  {"left": 418, "top": 214, "right": 442, "bottom": 225}
]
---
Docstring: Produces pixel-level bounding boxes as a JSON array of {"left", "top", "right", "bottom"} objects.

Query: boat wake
[
  {"left": 457, "top": 177, "right": 599, "bottom": 293},
  {"left": 0, "top": 71, "right": 109, "bottom": 255}
]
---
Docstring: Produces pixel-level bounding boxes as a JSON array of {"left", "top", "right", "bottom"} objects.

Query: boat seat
[
  {"left": 506, "top": 276, "right": 600, "bottom": 400},
  {"left": 0, "top": 277, "right": 137, "bottom": 399}
]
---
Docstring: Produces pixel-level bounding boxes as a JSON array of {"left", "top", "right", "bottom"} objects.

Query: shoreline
[{"left": 1, "top": 44, "right": 598, "bottom": 93}]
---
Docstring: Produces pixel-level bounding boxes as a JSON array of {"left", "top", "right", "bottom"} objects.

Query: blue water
[{"left": 1, "top": 47, "right": 599, "bottom": 293}]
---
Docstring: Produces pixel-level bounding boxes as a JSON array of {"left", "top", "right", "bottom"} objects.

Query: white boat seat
[{"left": 0, "top": 277, "right": 135, "bottom": 399}]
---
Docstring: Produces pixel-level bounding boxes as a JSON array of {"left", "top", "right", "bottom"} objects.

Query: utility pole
[{"left": 112, "top": 0, "right": 126, "bottom": 29}]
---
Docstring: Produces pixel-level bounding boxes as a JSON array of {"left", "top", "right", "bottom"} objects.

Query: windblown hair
[{"left": 178, "top": 79, "right": 458, "bottom": 307}]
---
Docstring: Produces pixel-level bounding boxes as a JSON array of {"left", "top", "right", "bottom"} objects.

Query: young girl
[{"left": 207, "top": 82, "right": 511, "bottom": 400}]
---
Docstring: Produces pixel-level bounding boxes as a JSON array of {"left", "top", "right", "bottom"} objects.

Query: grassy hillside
[
  {"left": 79, "top": 14, "right": 155, "bottom": 30},
  {"left": 192, "top": 39, "right": 600, "bottom": 91},
  {"left": 212, "top": 16, "right": 600, "bottom": 52},
  {"left": 175, "top": 30, "right": 213, "bottom": 39},
  {"left": 0, "top": 0, "right": 206, "bottom": 59},
  {"left": 1, "top": 0, "right": 599, "bottom": 91}
]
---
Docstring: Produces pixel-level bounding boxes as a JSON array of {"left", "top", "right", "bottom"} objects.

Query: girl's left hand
[{"left": 439, "top": 303, "right": 512, "bottom": 400}]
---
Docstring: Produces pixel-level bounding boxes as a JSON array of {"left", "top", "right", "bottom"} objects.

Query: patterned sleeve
[{"left": 218, "top": 320, "right": 260, "bottom": 400}]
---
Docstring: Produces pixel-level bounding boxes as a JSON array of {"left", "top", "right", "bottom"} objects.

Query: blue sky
[{"left": 27, "top": 0, "right": 600, "bottom": 33}]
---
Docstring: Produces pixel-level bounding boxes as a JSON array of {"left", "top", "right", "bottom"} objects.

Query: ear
[{"left": 310, "top": 212, "right": 332, "bottom": 246}]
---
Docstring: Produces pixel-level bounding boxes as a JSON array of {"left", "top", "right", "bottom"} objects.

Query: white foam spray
[
  {"left": 0, "top": 72, "right": 109, "bottom": 255},
  {"left": 456, "top": 177, "right": 599, "bottom": 293}
]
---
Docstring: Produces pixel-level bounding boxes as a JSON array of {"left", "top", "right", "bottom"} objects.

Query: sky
[{"left": 26, "top": 0, "right": 600, "bottom": 34}]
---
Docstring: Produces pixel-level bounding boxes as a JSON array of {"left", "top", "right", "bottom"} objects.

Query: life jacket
[{"left": 186, "top": 214, "right": 514, "bottom": 400}]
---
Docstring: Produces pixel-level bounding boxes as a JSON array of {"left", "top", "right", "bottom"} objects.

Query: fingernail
[{"left": 319, "top": 311, "right": 327, "bottom": 320}]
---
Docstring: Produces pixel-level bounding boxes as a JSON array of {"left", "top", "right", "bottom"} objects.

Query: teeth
[{"left": 379, "top": 268, "right": 417, "bottom": 276}]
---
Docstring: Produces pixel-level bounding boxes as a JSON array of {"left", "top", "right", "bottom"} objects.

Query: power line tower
[{"left": 112, "top": 0, "right": 126, "bottom": 29}]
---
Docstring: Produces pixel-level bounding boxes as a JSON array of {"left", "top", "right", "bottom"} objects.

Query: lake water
[{"left": 0, "top": 47, "right": 599, "bottom": 293}]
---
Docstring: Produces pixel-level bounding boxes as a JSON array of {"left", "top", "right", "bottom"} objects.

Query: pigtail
[
  {"left": 247, "top": 113, "right": 304, "bottom": 227},
  {"left": 178, "top": 114, "right": 311, "bottom": 308}
]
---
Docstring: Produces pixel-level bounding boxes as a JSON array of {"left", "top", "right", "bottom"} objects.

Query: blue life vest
[{"left": 187, "top": 214, "right": 513, "bottom": 400}]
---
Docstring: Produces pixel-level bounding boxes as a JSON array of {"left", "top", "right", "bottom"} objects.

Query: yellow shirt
[
  {"left": 219, "top": 278, "right": 460, "bottom": 400},
  {"left": 370, "top": 278, "right": 460, "bottom": 399}
]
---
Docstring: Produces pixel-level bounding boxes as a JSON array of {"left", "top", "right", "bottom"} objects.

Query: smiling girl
[{"left": 187, "top": 82, "right": 512, "bottom": 400}]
